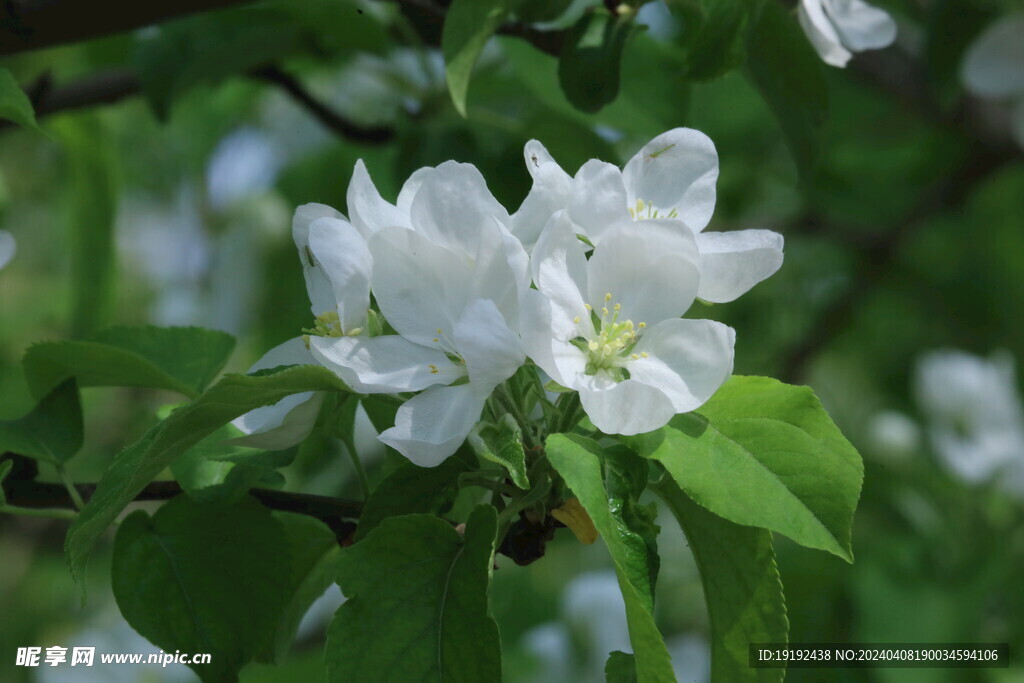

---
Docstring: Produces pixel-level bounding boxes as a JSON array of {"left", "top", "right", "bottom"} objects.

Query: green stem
[
  {"left": 342, "top": 437, "right": 370, "bottom": 500},
  {"left": 0, "top": 504, "right": 77, "bottom": 520},
  {"left": 57, "top": 465, "right": 86, "bottom": 511},
  {"left": 494, "top": 383, "right": 538, "bottom": 449}
]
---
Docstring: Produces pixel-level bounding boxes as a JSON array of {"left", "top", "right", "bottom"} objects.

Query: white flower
[
  {"left": 231, "top": 202, "right": 374, "bottom": 448},
  {"left": 915, "top": 349, "right": 1024, "bottom": 495},
  {"left": 961, "top": 12, "right": 1024, "bottom": 148},
  {"left": 310, "top": 162, "right": 528, "bottom": 466},
  {"left": 526, "top": 128, "right": 784, "bottom": 304},
  {"left": 0, "top": 230, "right": 16, "bottom": 271},
  {"left": 797, "top": 0, "right": 897, "bottom": 68},
  {"left": 523, "top": 213, "right": 735, "bottom": 435}
]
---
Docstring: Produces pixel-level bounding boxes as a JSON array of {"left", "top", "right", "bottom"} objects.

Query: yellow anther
[
  {"left": 428, "top": 364, "right": 439, "bottom": 374},
  {"left": 631, "top": 353, "right": 639, "bottom": 360},
  {"left": 604, "top": 292, "right": 612, "bottom": 302},
  {"left": 635, "top": 199, "right": 644, "bottom": 213},
  {"left": 588, "top": 340, "right": 599, "bottom": 351},
  {"left": 433, "top": 337, "right": 439, "bottom": 343},
  {"left": 613, "top": 303, "right": 621, "bottom": 311},
  {"left": 347, "top": 327, "right": 363, "bottom": 337},
  {"left": 573, "top": 316, "right": 581, "bottom": 323},
  {"left": 638, "top": 322, "right": 646, "bottom": 328},
  {"left": 601, "top": 307, "right": 609, "bottom": 316},
  {"left": 641, "top": 352, "right": 649, "bottom": 358},
  {"left": 436, "top": 328, "right": 443, "bottom": 334},
  {"left": 584, "top": 303, "right": 592, "bottom": 311}
]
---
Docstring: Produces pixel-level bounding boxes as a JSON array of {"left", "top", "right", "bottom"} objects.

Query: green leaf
[
  {"left": 65, "top": 364, "right": 350, "bottom": 585},
  {"left": 327, "top": 506, "right": 501, "bottom": 682},
  {"left": 632, "top": 375, "right": 863, "bottom": 562},
  {"left": 546, "top": 434, "right": 676, "bottom": 682},
  {"left": 468, "top": 413, "right": 530, "bottom": 489},
  {"left": 605, "top": 651, "right": 639, "bottom": 682},
  {"left": 355, "top": 449, "right": 474, "bottom": 541},
  {"left": 0, "top": 68, "right": 40, "bottom": 132},
  {"left": 653, "top": 477, "right": 788, "bottom": 683},
  {"left": 0, "top": 379, "right": 82, "bottom": 464},
  {"left": 170, "top": 421, "right": 293, "bottom": 504},
  {"left": 744, "top": 0, "right": 828, "bottom": 177},
  {"left": 112, "top": 496, "right": 292, "bottom": 682},
  {"left": 258, "top": 512, "right": 342, "bottom": 663},
  {"left": 443, "top": 0, "right": 519, "bottom": 116},
  {"left": 558, "top": 11, "right": 639, "bottom": 114},
  {"left": 54, "top": 116, "right": 118, "bottom": 337},
  {"left": 23, "top": 325, "right": 236, "bottom": 400},
  {"left": 674, "top": 0, "right": 756, "bottom": 80}
]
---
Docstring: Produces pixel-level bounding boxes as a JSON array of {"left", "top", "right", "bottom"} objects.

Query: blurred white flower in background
[
  {"left": 520, "top": 570, "right": 709, "bottom": 682},
  {"left": 866, "top": 409, "right": 921, "bottom": 460},
  {"left": 797, "top": 0, "right": 897, "bottom": 67},
  {"left": 205, "top": 127, "right": 285, "bottom": 212},
  {"left": 0, "top": 229, "right": 15, "bottom": 270},
  {"left": 961, "top": 12, "right": 1024, "bottom": 148},
  {"left": 915, "top": 349, "right": 1024, "bottom": 496}
]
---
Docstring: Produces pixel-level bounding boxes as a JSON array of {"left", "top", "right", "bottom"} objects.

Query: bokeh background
[{"left": 2, "top": 0, "right": 1024, "bottom": 681}]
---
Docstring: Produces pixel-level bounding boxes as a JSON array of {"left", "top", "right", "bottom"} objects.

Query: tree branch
[
  {"left": 0, "top": 0, "right": 262, "bottom": 56},
  {"left": 0, "top": 65, "right": 396, "bottom": 144}
]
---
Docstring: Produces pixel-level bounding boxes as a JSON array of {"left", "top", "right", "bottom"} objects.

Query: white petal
[
  {"left": 293, "top": 203, "right": 344, "bottom": 315},
  {"left": 531, "top": 212, "right": 594, "bottom": 340},
  {"left": 0, "top": 230, "right": 16, "bottom": 270},
  {"left": 567, "top": 160, "right": 631, "bottom": 242},
  {"left": 230, "top": 337, "right": 321, "bottom": 448},
  {"left": 586, "top": 218, "right": 700, "bottom": 324},
  {"left": 621, "top": 128, "right": 719, "bottom": 233},
  {"left": 628, "top": 318, "right": 735, "bottom": 413},
  {"left": 378, "top": 384, "right": 484, "bottom": 466},
  {"left": 511, "top": 163, "right": 573, "bottom": 250},
  {"left": 309, "top": 334, "right": 461, "bottom": 393},
  {"left": 822, "top": 0, "right": 897, "bottom": 51},
  {"left": 469, "top": 226, "right": 530, "bottom": 330},
  {"left": 409, "top": 161, "right": 511, "bottom": 259},
  {"left": 396, "top": 166, "right": 433, "bottom": 215},
  {"left": 524, "top": 139, "right": 563, "bottom": 179},
  {"left": 453, "top": 299, "right": 525, "bottom": 394},
  {"left": 369, "top": 226, "right": 473, "bottom": 347},
  {"left": 346, "top": 159, "right": 409, "bottom": 237},
  {"left": 696, "top": 229, "right": 784, "bottom": 303},
  {"left": 230, "top": 391, "right": 324, "bottom": 450},
  {"left": 798, "top": 0, "right": 853, "bottom": 67},
  {"left": 962, "top": 13, "right": 1024, "bottom": 98},
  {"left": 579, "top": 380, "right": 677, "bottom": 435},
  {"left": 308, "top": 217, "right": 372, "bottom": 333}
]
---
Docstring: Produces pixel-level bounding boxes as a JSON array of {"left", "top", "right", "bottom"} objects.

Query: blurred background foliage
[{"left": 1, "top": 0, "right": 1024, "bottom": 680}]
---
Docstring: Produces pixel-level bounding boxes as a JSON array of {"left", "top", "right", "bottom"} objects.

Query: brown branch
[
  {"left": 0, "top": 0, "right": 263, "bottom": 56},
  {"left": 0, "top": 65, "right": 396, "bottom": 144}
]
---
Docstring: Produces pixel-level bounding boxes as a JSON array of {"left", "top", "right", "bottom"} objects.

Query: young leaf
[
  {"left": 605, "top": 651, "right": 639, "bottom": 682},
  {"left": 632, "top": 375, "right": 863, "bottom": 562},
  {"left": 0, "top": 68, "right": 40, "bottom": 132},
  {"left": 355, "top": 449, "right": 474, "bottom": 541},
  {"left": 0, "top": 379, "right": 82, "bottom": 464},
  {"left": 327, "top": 506, "right": 501, "bottom": 682},
  {"left": 443, "top": 0, "right": 519, "bottom": 116},
  {"left": 112, "top": 496, "right": 292, "bottom": 682},
  {"left": 558, "top": 11, "right": 638, "bottom": 114},
  {"left": 515, "top": 0, "right": 573, "bottom": 24},
  {"left": 653, "top": 477, "right": 788, "bottom": 683},
  {"left": 675, "top": 0, "right": 755, "bottom": 81},
  {"left": 745, "top": 0, "right": 828, "bottom": 177},
  {"left": 23, "top": 325, "right": 236, "bottom": 400},
  {"left": 258, "top": 512, "right": 342, "bottom": 663},
  {"left": 546, "top": 434, "right": 676, "bottom": 682},
  {"left": 468, "top": 413, "right": 530, "bottom": 489},
  {"left": 65, "top": 364, "right": 350, "bottom": 585}
]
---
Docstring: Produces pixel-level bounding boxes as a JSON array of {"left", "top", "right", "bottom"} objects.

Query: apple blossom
[
  {"left": 524, "top": 128, "right": 784, "bottom": 304},
  {"left": 797, "top": 0, "right": 897, "bottom": 68},
  {"left": 310, "top": 161, "right": 528, "bottom": 466},
  {"left": 522, "top": 212, "right": 735, "bottom": 435}
]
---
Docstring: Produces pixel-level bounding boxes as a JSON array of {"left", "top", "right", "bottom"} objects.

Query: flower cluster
[{"left": 233, "top": 128, "right": 784, "bottom": 466}]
